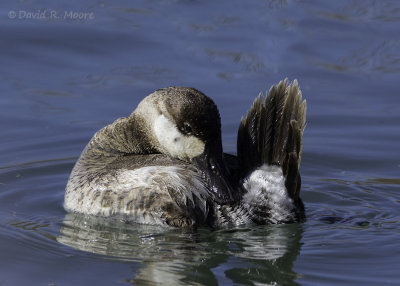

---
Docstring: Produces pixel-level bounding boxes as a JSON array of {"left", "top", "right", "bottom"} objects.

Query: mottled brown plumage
[{"left": 65, "top": 80, "right": 307, "bottom": 228}]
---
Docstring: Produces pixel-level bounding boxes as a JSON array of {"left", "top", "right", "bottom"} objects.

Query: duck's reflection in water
[{"left": 58, "top": 213, "right": 303, "bottom": 285}]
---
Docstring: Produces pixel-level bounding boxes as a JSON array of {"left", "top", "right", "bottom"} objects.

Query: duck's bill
[{"left": 193, "top": 146, "right": 235, "bottom": 204}]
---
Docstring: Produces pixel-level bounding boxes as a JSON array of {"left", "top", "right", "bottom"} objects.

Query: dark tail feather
[{"left": 237, "top": 79, "right": 306, "bottom": 203}]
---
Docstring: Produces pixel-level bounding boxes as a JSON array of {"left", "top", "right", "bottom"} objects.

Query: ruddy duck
[{"left": 65, "top": 79, "right": 306, "bottom": 228}]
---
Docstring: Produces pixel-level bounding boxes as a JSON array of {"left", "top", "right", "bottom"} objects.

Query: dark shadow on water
[{"left": 58, "top": 213, "right": 304, "bottom": 285}]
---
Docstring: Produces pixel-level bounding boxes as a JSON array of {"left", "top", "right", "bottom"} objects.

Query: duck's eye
[{"left": 182, "top": 122, "right": 192, "bottom": 135}]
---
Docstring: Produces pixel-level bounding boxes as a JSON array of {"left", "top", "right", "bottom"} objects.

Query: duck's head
[{"left": 134, "top": 87, "right": 234, "bottom": 203}]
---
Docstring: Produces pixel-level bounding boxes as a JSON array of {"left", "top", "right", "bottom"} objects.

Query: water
[{"left": 1, "top": 0, "right": 399, "bottom": 285}]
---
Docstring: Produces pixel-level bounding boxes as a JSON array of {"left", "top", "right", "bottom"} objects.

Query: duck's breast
[{"left": 65, "top": 154, "right": 212, "bottom": 227}]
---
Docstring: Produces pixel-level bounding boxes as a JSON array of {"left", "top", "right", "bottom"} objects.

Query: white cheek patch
[{"left": 154, "top": 114, "right": 205, "bottom": 160}]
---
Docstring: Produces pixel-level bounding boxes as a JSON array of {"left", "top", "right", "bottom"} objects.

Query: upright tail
[{"left": 237, "top": 79, "right": 306, "bottom": 212}]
